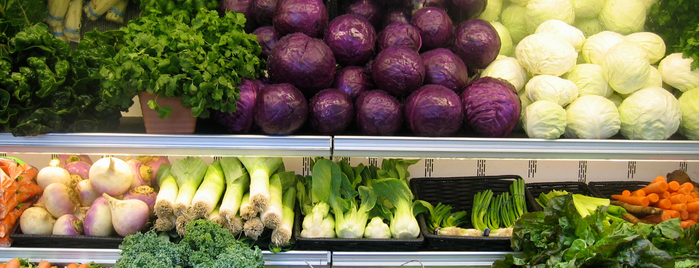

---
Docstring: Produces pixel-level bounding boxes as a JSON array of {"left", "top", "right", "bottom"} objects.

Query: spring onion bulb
[
  {"left": 105, "top": 0, "right": 128, "bottom": 23},
  {"left": 63, "top": 0, "right": 83, "bottom": 43}
]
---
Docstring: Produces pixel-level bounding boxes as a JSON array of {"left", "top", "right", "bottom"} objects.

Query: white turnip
[
  {"left": 57, "top": 154, "right": 93, "bottom": 167},
  {"left": 89, "top": 157, "right": 133, "bottom": 196},
  {"left": 19, "top": 207, "right": 56, "bottom": 235},
  {"left": 83, "top": 196, "right": 114, "bottom": 236},
  {"left": 103, "top": 193, "right": 150, "bottom": 237},
  {"left": 76, "top": 179, "right": 100, "bottom": 207},
  {"left": 126, "top": 159, "right": 148, "bottom": 189},
  {"left": 65, "top": 161, "right": 91, "bottom": 180},
  {"left": 53, "top": 214, "right": 83, "bottom": 235},
  {"left": 123, "top": 186, "right": 157, "bottom": 215},
  {"left": 43, "top": 182, "right": 79, "bottom": 218},
  {"left": 37, "top": 161, "right": 72, "bottom": 190}
]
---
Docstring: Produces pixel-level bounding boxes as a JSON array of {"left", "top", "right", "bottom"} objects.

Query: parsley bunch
[
  {"left": 647, "top": 0, "right": 699, "bottom": 70},
  {"left": 93, "top": 9, "right": 265, "bottom": 119}
]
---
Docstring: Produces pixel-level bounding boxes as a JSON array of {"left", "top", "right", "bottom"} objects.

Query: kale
[
  {"left": 116, "top": 219, "right": 264, "bottom": 268},
  {"left": 493, "top": 194, "right": 697, "bottom": 268}
]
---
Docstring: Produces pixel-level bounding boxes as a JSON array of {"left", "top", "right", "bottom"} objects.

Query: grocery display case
[{"left": 1, "top": 129, "right": 698, "bottom": 267}]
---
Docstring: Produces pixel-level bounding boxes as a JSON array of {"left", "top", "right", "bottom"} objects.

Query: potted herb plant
[{"left": 87, "top": 9, "right": 265, "bottom": 134}]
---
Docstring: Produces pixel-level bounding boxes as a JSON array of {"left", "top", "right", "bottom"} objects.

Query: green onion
[{"left": 472, "top": 189, "right": 493, "bottom": 231}]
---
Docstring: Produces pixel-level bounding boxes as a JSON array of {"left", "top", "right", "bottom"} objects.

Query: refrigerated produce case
[{"left": 0, "top": 129, "right": 697, "bottom": 267}]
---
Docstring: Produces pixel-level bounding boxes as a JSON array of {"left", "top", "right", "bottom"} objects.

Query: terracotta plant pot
[{"left": 138, "top": 92, "right": 197, "bottom": 134}]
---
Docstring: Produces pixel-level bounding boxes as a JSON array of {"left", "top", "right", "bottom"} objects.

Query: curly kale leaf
[
  {"left": 116, "top": 231, "right": 188, "bottom": 268},
  {"left": 0, "top": 0, "right": 48, "bottom": 30},
  {"left": 180, "top": 219, "right": 264, "bottom": 268}
]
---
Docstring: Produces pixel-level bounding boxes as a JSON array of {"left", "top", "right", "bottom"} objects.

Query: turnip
[
  {"left": 43, "top": 182, "right": 79, "bottom": 218},
  {"left": 37, "top": 160, "right": 72, "bottom": 190},
  {"left": 84, "top": 196, "right": 114, "bottom": 236},
  {"left": 53, "top": 214, "right": 83, "bottom": 236},
  {"left": 89, "top": 157, "right": 133, "bottom": 197},
  {"left": 57, "top": 154, "right": 93, "bottom": 167},
  {"left": 73, "top": 206, "right": 89, "bottom": 222},
  {"left": 19, "top": 207, "right": 56, "bottom": 235},
  {"left": 76, "top": 179, "right": 100, "bottom": 207},
  {"left": 64, "top": 161, "right": 91, "bottom": 180},
  {"left": 123, "top": 186, "right": 157, "bottom": 215},
  {"left": 126, "top": 155, "right": 170, "bottom": 187},
  {"left": 103, "top": 193, "right": 150, "bottom": 237},
  {"left": 126, "top": 159, "right": 148, "bottom": 189}
]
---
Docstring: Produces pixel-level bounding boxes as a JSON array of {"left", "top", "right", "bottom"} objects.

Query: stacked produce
[
  {"left": 298, "top": 158, "right": 431, "bottom": 239},
  {"left": 152, "top": 156, "right": 296, "bottom": 247},
  {"left": 0, "top": 158, "right": 42, "bottom": 247},
  {"left": 1, "top": 259, "right": 101, "bottom": 268},
  {"left": 18, "top": 155, "right": 167, "bottom": 238}
]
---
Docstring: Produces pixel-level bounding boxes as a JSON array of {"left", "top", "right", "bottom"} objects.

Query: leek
[
  {"left": 218, "top": 157, "right": 249, "bottom": 234},
  {"left": 154, "top": 164, "right": 178, "bottom": 231},
  {"left": 189, "top": 161, "right": 225, "bottom": 219},
  {"left": 239, "top": 157, "right": 284, "bottom": 213},
  {"left": 243, "top": 217, "right": 264, "bottom": 240},
  {"left": 105, "top": 0, "right": 128, "bottom": 23},
  {"left": 46, "top": 0, "right": 71, "bottom": 27},
  {"left": 153, "top": 214, "right": 177, "bottom": 231},
  {"left": 63, "top": 0, "right": 83, "bottom": 43},
  {"left": 84, "top": 0, "right": 122, "bottom": 20},
  {"left": 239, "top": 192, "right": 257, "bottom": 220},
  {"left": 206, "top": 203, "right": 223, "bottom": 226},
  {"left": 261, "top": 172, "right": 285, "bottom": 229},
  {"left": 272, "top": 186, "right": 297, "bottom": 247},
  {"left": 171, "top": 157, "right": 208, "bottom": 217}
]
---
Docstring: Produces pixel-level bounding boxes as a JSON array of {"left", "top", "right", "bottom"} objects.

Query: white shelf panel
[
  {"left": 331, "top": 251, "right": 515, "bottom": 267},
  {"left": 333, "top": 136, "right": 699, "bottom": 160},
  {"left": 0, "top": 133, "right": 332, "bottom": 157},
  {"left": 0, "top": 248, "right": 331, "bottom": 267}
]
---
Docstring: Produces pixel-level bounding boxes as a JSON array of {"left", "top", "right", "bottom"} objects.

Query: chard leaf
[{"left": 0, "top": 0, "right": 48, "bottom": 29}]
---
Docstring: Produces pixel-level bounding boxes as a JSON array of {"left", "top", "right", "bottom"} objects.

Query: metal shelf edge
[{"left": 331, "top": 251, "right": 516, "bottom": 267}]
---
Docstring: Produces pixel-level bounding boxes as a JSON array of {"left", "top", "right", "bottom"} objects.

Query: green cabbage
[
  {"left": 564, "top": 63, "right": 612, "bottom": 98},
  {"left": 525, "top": 75, "right": 579, "bottom": 106},
  {"left": 618, "top": 87, "right": 681, "bottom": 140},
  {"left": 657, "top": 53, "right": 699, "bottom": 93},
  {"left": 501, "top": 3, "right": 529, "bottom": 43},
  {"left": 564, "top": 95, "right": 620, "bottom": 139},
  {"left": 481, "top": 55, "right": 528, "bottom": 91},
  {"left": 491, "top": 22, "right": 514, "bottom": 56},
  {"left": 479, "top": 0, "right": 504, "bottom": 22},
  {"left": 523, "top": 100, "right": 567, "bottom": 139},
  {"left": 599, "top": 0, "right": 646, "bottom": 35},
  {"left": 535, "top": 19, "right": 586, "bottom": 52},
  {"left": 581, "top": 31, "right": 625, "bottom": 64},
  {"left": 569, "top": 0, "right": 604, "bottom": 19},
  {"left": 524, "top": 0, "right": 576, "bottom": 34},
  {"left": 679, "top": 88, "right": 699, "bottom": 140},
  {"left": 601, "top": 42, "right": 651, "bottom": 95},
  {"left": 624, "top": 32, "right": 667, "bottom": 65},
  {"left": 573, "top": 17, "right": 604, "bottom": 37},
  {"left": 644, "top": 66, "right": 663, "bottom": 88},
  {"left": 516, "top": 32, "right": 578, "bottom": 76}
]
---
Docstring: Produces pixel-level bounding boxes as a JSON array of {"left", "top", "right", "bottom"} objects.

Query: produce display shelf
[
  {"left": 330, "top": 251, "right": 516, "bottom": 267},
  {"left": 0, "top": 248, "right": 331, "bottom": 267},
  {"left": 0, "top": 133, "right": 333, "bottom": 157},
  {"left": 332, "top": 135, "right": 699, "bottom": 160}
]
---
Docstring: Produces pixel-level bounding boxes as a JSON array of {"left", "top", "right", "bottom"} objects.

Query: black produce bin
[
  {"left": 10, "top": 227, "right": 123, "bottom": 249},
  {"left": 588, "top": 181, "right": 652, "bottom": 198},
  {"left": 410, "top": 175, "right": 538, "bottom": 251},
  {"left": 527, "top": 181, "right": 599, "bottom": 210}
]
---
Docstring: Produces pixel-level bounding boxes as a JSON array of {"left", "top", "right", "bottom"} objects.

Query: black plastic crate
[
  {"left": 293, "top": 206, "right": 424, "bottom": 251},
  {"left": 10, "top": 226, "right": 123, "bottom": 249},
  {"left": 527, "top": 181, "right": 598, "bottom": 210},
  {"left": 588, "top": 181, "right": 652, "bottom": 199},
  {"left": 410, "top": 175, "right": 538, "bottom": 251}
]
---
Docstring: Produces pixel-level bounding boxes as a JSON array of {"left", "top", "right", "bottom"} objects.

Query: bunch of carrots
[
  {"left": 0, "top": 158, "right": 43, "bottom": 247},
  {"left": 0, "top": 258, "right": 96, "bottom": 268},
  {"left": 611, "top": 176, "right": 698, "bottom": 228}
]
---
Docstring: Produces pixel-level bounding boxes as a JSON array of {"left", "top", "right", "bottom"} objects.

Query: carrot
[
  {"left": 37, "top": 261, "right": 51, "bottom": 268},
  {"left": 652, "top": 176, "right": 667, "bottom": 183},
  {"left": 645, "top": 211, "right": 672, "bottom": 223},
  {"left": 633, "top": 189, "right": 647, "bottom": 197},
  {"left": 5, "top": 259, "right": 19, "bottom": 268},
  {"left": 0, "top": 263, "right": 6, "bottom": 268},
  {"left": 622, "top": 190, "right": 632, "bottom": 197},
  {"left": 646, "top": 193, "right": 660, "bottom": 203},
  {"left": 78, "top": 264, "right": 90, "bottom": 268},
  {"left": 679, "top": 182, "right": 695, "bottom": 195},
  {"left": 665, "top": 209, "right": 681, "bottom": 219},
  {"left": 681, "top": 220, "right": 697, "bottom": 228},
  {"left": 66, "top": 263, "right": 79, "bottom": 268},
  {"left": 670, "top": 194, "right": 687, "bottom": 204},
  {"left": 662, "top": 191, "right": 672, "bottom": 199},
  {"left": 668, "top": 181, "right": 681, "bottom": 192},
  {"left": 680, "top": 210, "right": 690, "bottom": 220},
  {"left": 657, "top": 199, "right": 672, "bottom": 209},
  {"left": 640, "top": 181, "right": 668, "bottom": 194},
  {"left": 611, "top": 200, "right": 662, "bottom": 216},
  {"left": 687, "top": 201, "right": 699, "bottom": 213},
  {"left": 691, "top": 192, "right": 698, "bottom": 200},
  {"left": 689, "top": 212, "right": 699, "bottom": 221},
  {"left": 611, "top": 194, "right": 650, "bottom": 206},
  {"left": 671, "top": 203, "right": 687, "bottom": 212}
]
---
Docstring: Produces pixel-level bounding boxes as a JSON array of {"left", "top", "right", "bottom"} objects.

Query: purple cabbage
[
  {"left": 268, "top": 32, "right": 337, "bottom": 97},
  {"left": 376, "top": 22, "right": 422, "bottom": 52},
  {"left": 405, "top": 84, "right": 463, "bottom": 137},
  {"left": 381, "top": 8, "right": 411, "bottom": 29},
  {"left": 410, "top": 7, "right": 453, "bottom": 51},
  {"left": 252, "top": 26, "right": 279, "bottom": 59},
  {"left": 251, "top": 0, "right": 277, "bottom": 26},
  {"left": 452, "top": 19, "right": 500, "bottom": 70},
  {"left": 448, "top": 0, "right": 487, "bottom": 22},
  {"left": 355, "top": 90, "right": 404, "bottom": 136},
  {"left": 254, "top": 83, "right": 308, "bottom": 135},
  {"left": 219, "top": 0, "right": 257, "bottom": 31},
  {"left": 460, "top": 77, "right": 521, "bottom": 137},
  {"left": 333, "top": 66, "right": 374, "bottom": 100},
  {"left": 345, "top": 0, "right": 383, "bottom": 28},
  {"left": 273, "top": 0, "right": 328, "bottom": 38},
  {"left": 324, "top": 14, "right": 377, "bottom": 66},
  {"left": 309, "top": 89, "right": 355, "bottom": 135},
  {"left": 213, "top": 78, "right": 263, "bottom": 133},
  {"left": 421, "top": 48, "right": 469, "bottom": 93},
  {"left": 371, "top": 46, "right": 425, "bottom": 97}
]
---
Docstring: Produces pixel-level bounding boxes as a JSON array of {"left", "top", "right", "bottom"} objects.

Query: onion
[
  {"left": 84, "top": 196, "right": 114, "bottom": 236},
  {"left": 64, "top": 161, "right": 91, "bottom": 180},
  {"left": 103, "top": 193, "right": 150, "bottom": 237},
  {"left": 19, "top": 207, "right": 56, "bottom": 235},
  {"left": 123, "top": 186, "right": 157, "bottom": 215},
  {"left": 89, "top": 157, "right": 133, "bottom": 197},
  {"left": 53, "top": 214, "right": 83, "bottom": 236},
  {"left": 43, "top": 182, "right": 79, "bottom": 218},
  {"left": 76, "top": 179, "right": 100, "bottom": 207}
]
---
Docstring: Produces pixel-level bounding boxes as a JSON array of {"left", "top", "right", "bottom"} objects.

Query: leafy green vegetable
[
  {"left": 647, "top": 0, "right": 699, "bottom": 70},
  {"left": 136, "top": 0, "right": 218, "bottom": 17},
  {"left": 91, "top": 9, "right": 264, "bottom": 119},
  {"left": 0, "top": 0, "right": 48, "bottom": 30},
  {"left": 426, "top": 202, "right": 468, "bottom": 232}
]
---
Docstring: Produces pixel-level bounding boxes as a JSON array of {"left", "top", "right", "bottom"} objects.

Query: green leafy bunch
[
  {"left": 493, "top": 194, "right": 699, "bottom": 268},
  {"left": 135, "top": 0, "right": 219, "bottom": 17},
  {"left": 94, "top": 9, "right": 264, "bottom": 119},
  {"left": 0, "top": 23, "right": 122, "bottom": 136},
  {"left": 647, "top": 0, "right": 699, "bottom": 70}
]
